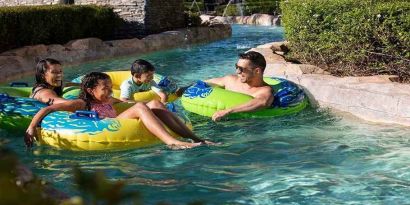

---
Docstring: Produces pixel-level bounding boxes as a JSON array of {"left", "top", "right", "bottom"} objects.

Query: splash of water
[
  {"left": 222, "top": 0, "right": 234, "bottom": 17},
  {"left": 189, "top": 0, "right": 201, "bottom": 13}
]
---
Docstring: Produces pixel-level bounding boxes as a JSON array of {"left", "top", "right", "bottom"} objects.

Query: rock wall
[
  {"left": 254, "top": 41, "right": 410, "bottom": 127},
  {"left": 201, "top": 14, "right": 281, "bottom": 26},
  {"left": 0, "top": 24, "right": 232, "bottom": 83},
  {"left": 0, "top": 0, "right": 185, "bottom": 38}
]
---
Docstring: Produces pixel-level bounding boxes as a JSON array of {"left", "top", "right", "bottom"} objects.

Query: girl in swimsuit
[
  {"left": 30, "top": 58, "right": 70, "bottom": 105},
  {"left": 25, "top": 72, "right": 207, "bottom": 149}
]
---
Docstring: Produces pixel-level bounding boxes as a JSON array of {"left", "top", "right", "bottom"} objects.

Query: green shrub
[
  {"left": 281, "top": 0, "right": 410, "bottom": 81},
  {"left": 184, "top": 11, "right": 202, "bottom": 27},
  {"left": 216, "top": 4, "right": 239, "bottom": 16},
  {"left": 0, "top": 5, "right": 123, "bottom": 53}
]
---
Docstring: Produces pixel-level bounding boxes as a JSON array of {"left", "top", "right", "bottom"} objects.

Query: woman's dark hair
[
  {"left": 33, "top": 58, "right": 63, "bottom": 96},
  {"left": 239, "top": 51, "right": 266, "bottom": 72},
  {"left": 79, "top": 72, "right": 111, "bottom": 108},
  {"left": 130, "top": 59, "right": 155, "bottom": 76}
]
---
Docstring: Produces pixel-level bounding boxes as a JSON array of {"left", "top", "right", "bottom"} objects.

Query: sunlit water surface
[{"left": 3, "top": 25, "right": 410, "bottom": 204}]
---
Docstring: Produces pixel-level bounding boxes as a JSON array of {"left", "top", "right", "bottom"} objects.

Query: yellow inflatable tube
[
  {"left": 37, "top": 103, "right": 192, "bottom": 151},
  {"left": 72, "top": 71, "right": 179, "bottom": 102}
]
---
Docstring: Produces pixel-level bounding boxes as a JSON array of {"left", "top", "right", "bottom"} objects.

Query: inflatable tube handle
[
  {"left": 0, "top": 93, "right": 14, "bottom": 102},
  {"left": 166, "top": 103, "right": 177, "bottom": 113},
  {"left": 9, "top": 82, "right": 29, "bottom": 87},
  {"left": 70, "top": 110, "right": 100, "bottom": 120},
  {"left": 195, "top": 80, "right": 210, "bottom": 88}
]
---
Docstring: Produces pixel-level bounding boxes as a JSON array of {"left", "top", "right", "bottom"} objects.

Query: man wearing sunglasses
[{"left": 205, "top": 51, "right": 274, "bottom": 121}]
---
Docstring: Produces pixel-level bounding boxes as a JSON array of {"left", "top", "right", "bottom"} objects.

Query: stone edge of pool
[
  {"left": 0, "top": 24, "right": 232, "bottom": 84},
  {"left": 255, "top": 41, "right": 410, "bottom": 127}
]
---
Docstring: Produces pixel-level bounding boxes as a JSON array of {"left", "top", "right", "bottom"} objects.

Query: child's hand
[
  {"left": 24, "top": 127, "right": 37, "bottom": 148},
  {"left": 175, "top": 86, "right": 189, "bottom": 97},
  {"left": 158, "top": 91, "right": 168, "bottom": 104}
]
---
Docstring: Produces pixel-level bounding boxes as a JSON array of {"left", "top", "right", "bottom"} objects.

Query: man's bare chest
[{"left": 225, "top": 84, "right": 257, "bottom": 97}]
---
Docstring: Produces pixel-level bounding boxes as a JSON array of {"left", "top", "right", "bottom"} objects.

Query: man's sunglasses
[{"left": 235, "top": 64, "right": 254, "bottom": 73}]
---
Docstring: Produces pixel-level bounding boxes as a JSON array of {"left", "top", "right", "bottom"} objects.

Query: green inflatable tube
[
  {"left": 181, "top": 77, "right": 308, "bottom": 119},
  {"left": 0, "top": 85, "right": 80, "bottom": 98}
]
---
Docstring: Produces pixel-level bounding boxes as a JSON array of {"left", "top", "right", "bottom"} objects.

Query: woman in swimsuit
[{"left": 30, "top": 58, "right": 70, "bottom": 105}]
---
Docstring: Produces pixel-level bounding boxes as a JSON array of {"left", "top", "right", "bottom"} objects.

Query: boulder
[
  {"left": 106, "top": 38, "right": 147, "bottom": 56},
  {"left": 0, "top": 26, "right": 233, "bottom": 83},
  {"left": 283, "top": 74, "right": 410, "bottom": 126},
  {"left": 213, "top": 16, "right": 230, "bottom": 24},
  {"left": 273, "top": 15, "right": 281, "bottom": 26},
  {"left": 0, "top": 56, "right": 32, "bottom": 82},
  {"left": 65, "top": 38, "right": 108, "bottom": 51},
  {"left": 264, "top": 63, "right": 303, "bottom": 77},
  {"left": 254, "top": 14, "right": 275, "bottom": 26},
  {"left": 65, "top": 38, "right": 112, "bottom": 61},
  {"left": 200, "top": 15, "right": 213, "bottom": 24},
  {"left": 249, "top": 48, "right": 286, "bottom": 63},
  {"left": 257, "top": 41, "right": 289, "bottom": 53}
]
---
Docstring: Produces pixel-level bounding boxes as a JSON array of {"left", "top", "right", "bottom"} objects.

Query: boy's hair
[
  {"left": 130, "top": 59, "right": 155, "bottom": 76},
  {"left": 239, "top": 51, "right": 266, "bottom": 73},
  {"left": 79, "top": 72, "right": 111, "bottom": 107},
  {"left": 33, "top": 58, "right": 63, "bottom": 96}
]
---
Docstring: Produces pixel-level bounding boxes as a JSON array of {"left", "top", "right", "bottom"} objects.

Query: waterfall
[
  {"left": 222, "top": 0, "right": 234, "bottom": 17},
  {"left": 189, "top": 0, "right": 201, "bottom": 13}
]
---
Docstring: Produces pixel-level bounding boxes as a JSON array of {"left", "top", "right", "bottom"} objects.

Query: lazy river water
[{"left": 2, "top": 25, "right": 410, "bottom": 204}]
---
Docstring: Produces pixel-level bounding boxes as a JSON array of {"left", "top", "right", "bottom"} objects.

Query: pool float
[
  {"left": 72, "top": 71, "right": 179, "bottom": 102},
  {"left": 0, "top": 82, "right": 80, "bottom": 99},
  {"left": 181, "top": 77, "right": 308, "bottom": 118},
  {"left": 36, "top": 103, "right": 193, "bottom": 151},
  {"left": 0, "top": 94, "right": 46, "bottom": 132}
]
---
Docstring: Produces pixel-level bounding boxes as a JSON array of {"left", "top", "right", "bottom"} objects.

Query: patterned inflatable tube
[
  {"left": 0, "top": 94, "right": 46, "bottom": 132},
  {"left": 37, "top": 103, "right": 192, "bottom": 151}
]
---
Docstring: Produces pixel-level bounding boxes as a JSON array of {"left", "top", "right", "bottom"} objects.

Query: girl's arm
[
  {"left": 110, "top": 97, "right": 123, "bottom": 104},
  {"left": 25, "top": 99, "right": 85, "bottom": 147}
]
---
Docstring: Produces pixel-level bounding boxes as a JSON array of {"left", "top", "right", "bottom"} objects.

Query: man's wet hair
[
  {"left": 130, "top": 59, "right": 155, "bottom": 76},
  {"left": 239, "top": 51, "right": 266, "bottom": 72}
]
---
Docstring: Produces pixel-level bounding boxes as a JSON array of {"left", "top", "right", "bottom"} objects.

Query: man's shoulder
[
  {"left": 254, "top": 84, "right": 273, "bottom": 97},
  {"left": 222, "top": 75, "right": 239, "bottom": 83},
  {"left": 225, "top": 74, "right": 238, "bottom": 80}
]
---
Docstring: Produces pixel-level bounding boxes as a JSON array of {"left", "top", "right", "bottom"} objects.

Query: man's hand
[
  {"left": 212, "top": 109, "right": 232, "bottom": 121},
  {"left": 24, "top": 127, "right": 37, "bottom": 148}
]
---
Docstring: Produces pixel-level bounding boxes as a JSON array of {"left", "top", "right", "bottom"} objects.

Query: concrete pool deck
[{"left": 255, "top": 42, "right": 410, "bottom": 127}]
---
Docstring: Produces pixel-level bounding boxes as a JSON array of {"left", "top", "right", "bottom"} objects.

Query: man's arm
[
  {"left": 204, "top": 76, "right": 230, "bottom": 87},
  {"left": 212, "top": 87, "right": 274, "bottom": 121}
]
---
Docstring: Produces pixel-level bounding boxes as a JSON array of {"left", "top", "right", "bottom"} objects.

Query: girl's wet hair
[
  {"left": 79, "top": 72, "right": 111, "bottom": 107},
  {"left": 33, "top": 58, "right": 63, "bottom": 96}
]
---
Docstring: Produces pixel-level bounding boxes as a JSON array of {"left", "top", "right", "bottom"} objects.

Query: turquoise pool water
[{"left": 3, "top": 25, "right": 410, "bottom": 204}]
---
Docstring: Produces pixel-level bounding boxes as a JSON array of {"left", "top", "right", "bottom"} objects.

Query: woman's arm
[
  {"left": 24, "top": 99, "right": 85, "bottom": 147},
  {"left": 32, "top": 89, "right": 69, "bottom": 105}
]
